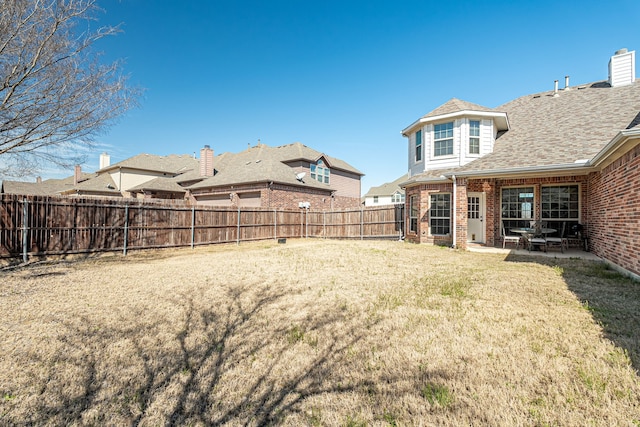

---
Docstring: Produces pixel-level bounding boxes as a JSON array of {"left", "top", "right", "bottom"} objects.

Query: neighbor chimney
[
  {"left": 608, "top": 48, "right": 636, "bottom": 87},
  {"left": 36, "top": 176, "right": 42, "bottom": 184},
  {"left": 99, "top": 152, "right": 110, "bottom": 169},
  {"left": 74, "top": 164, "right": 82, "bottom": 185},
  {"left": 564, "top": 75, "right": 570, "bottom": 90},
  {"left": 200, "top": 145, "right": 214, "bottom": 177}
]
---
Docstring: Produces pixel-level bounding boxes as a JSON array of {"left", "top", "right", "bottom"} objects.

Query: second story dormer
[{"left": 401, "top": 98, "right": 509, "bottom": 176}]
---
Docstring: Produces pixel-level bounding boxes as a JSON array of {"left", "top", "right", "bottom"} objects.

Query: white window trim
[
  {"left": 468, "top": 119, "right": 481, "bottom": 156},
  {"left": 429, "top": 192, "right": 451, "bottom": 236}
]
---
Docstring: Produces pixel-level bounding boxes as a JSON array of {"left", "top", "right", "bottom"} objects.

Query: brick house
[
  {"left": 2, "top": 142, "right": 363, "bottom": 211},
  {"left": 401, "top": 48, "right": 640, "bottom": 278},
  {"left": 126, "top": 142, "right": 363, "bottom": 210}
]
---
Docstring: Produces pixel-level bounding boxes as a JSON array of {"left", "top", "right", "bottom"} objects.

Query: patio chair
[
  {"left": 501, "top": 222, "right": 522, "bottom": 249},
  {"left": 545, "top": 222, "right": 567, "bottom": 253},
  {"left": 527, "top": 221, "right": 547, "bottom": 252}
]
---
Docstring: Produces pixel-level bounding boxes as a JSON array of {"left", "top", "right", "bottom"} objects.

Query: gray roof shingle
[
  {"left": 365, "top": 174, "right": 408, "bottom": 197},
  {"left": 455, "top": 80, "right": 640, "bottom": 174}
]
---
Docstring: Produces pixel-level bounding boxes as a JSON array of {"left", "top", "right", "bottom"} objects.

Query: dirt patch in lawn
[{"left": 1, "top": 239, "right": 639, "bottom": 426}]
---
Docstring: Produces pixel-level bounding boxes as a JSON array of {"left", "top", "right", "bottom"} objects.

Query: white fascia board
[
  {"left": 588, "top": 129, "right": 640, "bottom": 167},
  {"left": 401, "top": 110, "right": 509, "bottom": 136},
  {"left": 452, "top": 162, "right": 595, "bottom": 179}
]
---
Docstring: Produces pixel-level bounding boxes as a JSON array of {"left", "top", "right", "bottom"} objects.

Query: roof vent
[
  {"left": 608, "top": 49, "right": 636, "bottom": 87},
  {"left": 553, "top": 80, "right": 559, "bottom": 97}
]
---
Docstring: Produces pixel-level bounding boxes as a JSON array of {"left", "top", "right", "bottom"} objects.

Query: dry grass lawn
[{"left": 1, "top": 239, "right": 639, "bottom": 426}]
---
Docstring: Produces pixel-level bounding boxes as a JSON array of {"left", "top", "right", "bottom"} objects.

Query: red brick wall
[
  {"left": 466, "top": 175, "right": 589, "bottom": 249},
  {"left": 190, "top": 183, "right": 360, "bottom": 210},
  {"left": 404, "top": 182, "right": 453, "bottom": 246},
  {"left": 588, "top": 143, "right": 640, "bottom": 276}
]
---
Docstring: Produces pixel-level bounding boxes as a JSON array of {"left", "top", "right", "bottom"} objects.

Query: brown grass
[{"left": 1, "top": 239, "right": 639, "bottom": 426}]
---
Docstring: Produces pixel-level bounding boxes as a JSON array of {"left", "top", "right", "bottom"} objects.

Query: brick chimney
[
  {"left": 200, "top": 145, "right": 214, "bottom": 177},
  {"left": 608, "top": 48, "right": 636, "bottom": 87},
  {"left": 74, "top": 164, "right": 82, "bottom": 185}
]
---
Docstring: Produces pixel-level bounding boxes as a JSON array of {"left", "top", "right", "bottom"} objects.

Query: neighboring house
[
  {"left": 2, "top": 142, "right": 363, "bottom": 210},
  {"left": 401, "top": 48, "right": 640, "bottom": 278},
  {"left": 184, "top": 142, "right": 363, "bottom": 209},
  {"left": 1, "top": 170, "right": 96, "bottom": 196},
  {"left": 363, "top": 174, "right": 407, "bottom": 206},
  {"left": 68, "top": 152, "right": 200, "bottom": 198}
]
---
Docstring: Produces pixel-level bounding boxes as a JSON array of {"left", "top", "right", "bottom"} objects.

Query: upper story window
[
  {"left": 434, "top": 122, "right": 454, "bottom": 157},
  {"left": 415, "top": 129, "right": 423, "bottom": 162},
  {"left": 310, "top": 159, "right": 330, "bottom": 184},
  {"left": 469, "top": 120, "right": 480, "bottom": 154},
  {"left": 373, "top": 196, "right": 379, "bottom": 204},
  {"left": 392, "top": 192, "right": 405, "bottom": 204}
]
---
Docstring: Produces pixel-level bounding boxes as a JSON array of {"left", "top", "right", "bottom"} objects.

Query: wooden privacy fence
[{"left": 0, "top": 195, "right": 405, "bottom": 260}]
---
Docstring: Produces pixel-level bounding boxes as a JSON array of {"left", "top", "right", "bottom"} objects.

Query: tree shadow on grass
[
  {"left": 505, "top": 254, "right": 640, "bottom": 372},
  {"left": 6, "top": 282, "right": 378, "bottom": 425}
]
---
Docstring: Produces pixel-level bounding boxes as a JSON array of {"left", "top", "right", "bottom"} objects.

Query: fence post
[
  {"left": 236, "top": 207, "right": 241, "bottom": 245},
  {"left": 274, "top": 209, "right": 277, "bottom": 240},
  {"left": 360, "top": 208, "right": 364, "bottom": 240},
  {"left": 305, "top": 209, "right": 308, "bottom": 238},
  {"left": 22, "top": 198, "right": 28, "bottom": 263},
  {"left": 123, "top": 204, "right": 129, "bottom": 256},
  {"left": 191, "top": 206, "right": 195, "bottom": 249},
  {"left": 323, "top": 211, "right": 326, "bottom": 239}
]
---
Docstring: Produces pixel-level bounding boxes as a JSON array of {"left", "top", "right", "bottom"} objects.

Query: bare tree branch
[{"left": 0, "top": 0, "right": 139, "bottom": 178}]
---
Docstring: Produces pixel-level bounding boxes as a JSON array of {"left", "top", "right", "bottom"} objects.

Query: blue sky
[{"left": 74, "top": 0, "right": 640, "bottom": 193}]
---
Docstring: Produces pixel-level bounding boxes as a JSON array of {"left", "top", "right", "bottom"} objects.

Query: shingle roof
[
  {"left": 422, "top": 98, "right": 495, "bottom": 118},
  {"left": 455, "top": 80, "right": 640, "bottom": 174},
  {"left": 99, "top": 153, "right": 199, "bottom": 174},
  {"left": 364, "top": 174, "right": 408, "bottom": 197},
  {"left": 1, "top": 174, "right": 94, "bottom": 195},
  {"left": 400, "top": 169, "right": 458, "bottom": 187},
  {"left": 65, "top": 173, "right": 121, "bottom": 195},
  {"left": 188, "top": 142, "right": 361, "bottom": 192}
]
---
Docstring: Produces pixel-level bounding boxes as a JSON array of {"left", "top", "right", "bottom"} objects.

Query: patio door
[{"left": 467, "top": 192, "right": 485, "bottom": 243}]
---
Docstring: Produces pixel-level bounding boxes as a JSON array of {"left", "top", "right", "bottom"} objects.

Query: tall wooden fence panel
[{"left": 0, "top": 194, "right": 405, "bottom": 259}]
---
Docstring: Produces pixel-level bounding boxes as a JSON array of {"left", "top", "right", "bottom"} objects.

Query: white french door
[{"left": 467, "top": 192, "right": 485, "bottom": 243}]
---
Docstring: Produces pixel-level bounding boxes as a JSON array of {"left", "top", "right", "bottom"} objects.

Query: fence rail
[{"left": 0, "top": 195, "right": 405, "bottom": 260}]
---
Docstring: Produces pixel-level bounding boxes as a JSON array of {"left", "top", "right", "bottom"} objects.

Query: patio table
[{"left": 511, "top": 227, "right": 556, "bottom": 251}]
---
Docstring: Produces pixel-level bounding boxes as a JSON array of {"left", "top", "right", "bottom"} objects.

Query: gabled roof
[
  {"left": 128, "top": 169, "right": 201, "bottom": 194},
  {"left": 98, "top": 153, "right": 198, "bottom": 175},
  {"left": 453, "top": 80, "right": 640, "bottom": 177},
  {"left": 263, "top": 142, "right": 363, "bottom": 175},
  {"left": 402, "top": 98, "right": 509, "bottom": 136},
  {"left": 1, "top": 173, "right": 94, "bottom": 195},
  {"left": 364, "top": 174, "right": 408, "bottom": 197},
  {"left": 422, "top": 98, "right": 494, "bottom": 118},
  {"left": 189, "top": 157, "right": 331, "bottom": 191},
  {"left": 188, "top": 142, "right": 361, "bottom": 192},
  {"left": 61, "top": 173, "right": 121, "bottom": 196}
]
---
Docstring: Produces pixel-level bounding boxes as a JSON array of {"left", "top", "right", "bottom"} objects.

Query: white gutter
[
  {"left": 401, "top": 110, "right": 510, "bottom": 136},
  {"left": 588, "top": 129, "right": 640, "bottom": 166},
  {"left": 451, "top": 161, "right": 593, "bottom": 179}
]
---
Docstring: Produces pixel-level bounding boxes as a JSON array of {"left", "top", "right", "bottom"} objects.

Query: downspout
[{"left": 452, "top": 174, "right": 457, "bottom": 249}]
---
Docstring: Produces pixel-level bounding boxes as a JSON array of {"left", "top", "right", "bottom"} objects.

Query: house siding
[
  {"left": 409, "top": 119, "right": 496, "bottom": 176},
  {"left": 588, "top": 142, "right": 640, "bottom": 276}
]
